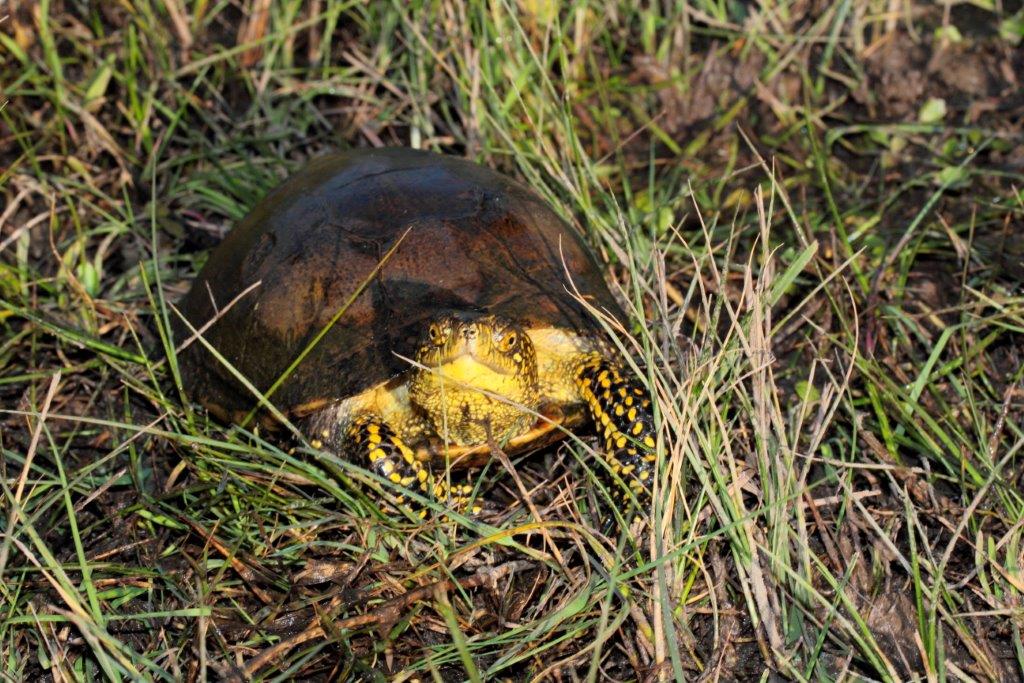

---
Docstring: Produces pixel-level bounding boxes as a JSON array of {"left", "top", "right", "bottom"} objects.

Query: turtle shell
[{"left": 177, "top": 147, "right": 624, "bottom": 423}]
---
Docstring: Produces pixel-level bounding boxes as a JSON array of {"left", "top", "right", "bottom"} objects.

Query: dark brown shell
[{"left": 177, "top": 148, "right": 623, "bottom": 422}]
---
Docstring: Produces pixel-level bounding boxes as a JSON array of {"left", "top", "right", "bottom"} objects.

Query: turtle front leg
[
  {"left": 574, "top": 355, "right": 657, "bottom": 505},
  {"left": 344, "top": 415, "right": 479, "bottom": 516}
]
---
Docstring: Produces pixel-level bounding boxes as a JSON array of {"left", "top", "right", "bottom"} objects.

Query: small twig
[
  {"left": 0, "top": 372, "right": 61, "bottom": 576},
  {"left": 142, "top": 280, "right": 263, "bottom": 378},
  {"left": 0, "top": 195, "right": 57, "bottom": 255},
  {"left": 182, "top": 519, "right": 279, "bottom": 606},
  {"left": 176, "top": 281, "right": 263, "bottom": 355},
  {"left": 234, "top": 560, "right": 534, "bottom": 679},
  {"left": 486, "top": 432, "right": 567, "bottom": 570}
]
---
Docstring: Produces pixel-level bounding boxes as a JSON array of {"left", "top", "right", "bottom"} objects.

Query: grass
[{"left": 2, "top": 0, "right": 1024, "bottom": 679}]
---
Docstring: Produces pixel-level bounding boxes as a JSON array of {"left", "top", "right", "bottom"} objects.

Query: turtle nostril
[{"left": 460, "top": 326, "right": 478, "bottom": 341}]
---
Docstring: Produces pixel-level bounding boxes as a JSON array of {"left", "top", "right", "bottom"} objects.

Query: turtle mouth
[
  {"left": 418, "top": 316, "right": 522, "bottom": 378},
  {"left": 432, "top": 348, "right": 513, "bottom": 377}
]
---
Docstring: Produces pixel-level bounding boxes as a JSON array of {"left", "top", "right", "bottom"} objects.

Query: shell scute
[{"left": 177, "top": 148, "right": 622, "bottom": 421}]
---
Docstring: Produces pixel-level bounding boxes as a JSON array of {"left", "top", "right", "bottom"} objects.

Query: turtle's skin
[{"left": 177, "top": 148, "right": 656, "bottom": 514}]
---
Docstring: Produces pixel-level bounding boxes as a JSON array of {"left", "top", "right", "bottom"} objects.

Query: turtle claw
[{"left": 346, "top": 415, "right": 483, "bottom": 518}]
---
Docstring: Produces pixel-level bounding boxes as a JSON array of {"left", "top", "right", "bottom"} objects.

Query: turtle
[{"left": 176, "top": 147, "right": 657, "bottom": 515}]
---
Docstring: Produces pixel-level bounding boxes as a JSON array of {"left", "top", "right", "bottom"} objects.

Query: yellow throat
[{"left": 408, "top": 315, "right": 539, "bottom": 446}]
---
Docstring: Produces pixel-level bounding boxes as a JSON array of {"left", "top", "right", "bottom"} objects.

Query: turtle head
[
  {"left": 409, "top": 314, "right": 540, "bottom": 445},
  {"left": 417, "top": 314, "right": 536, "bottom": 377}
]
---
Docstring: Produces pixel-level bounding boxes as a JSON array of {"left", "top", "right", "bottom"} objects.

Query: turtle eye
[
  {"left": 499, "top": 332, "right": 518, "bottom": 352},
  {"left": 428, "top": 323, "right": 446, "bottom": 345}
]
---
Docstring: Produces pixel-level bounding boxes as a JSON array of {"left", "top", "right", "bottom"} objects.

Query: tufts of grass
[{"left": 2, "top": 0, "right": 1024, "bottom": 679}]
